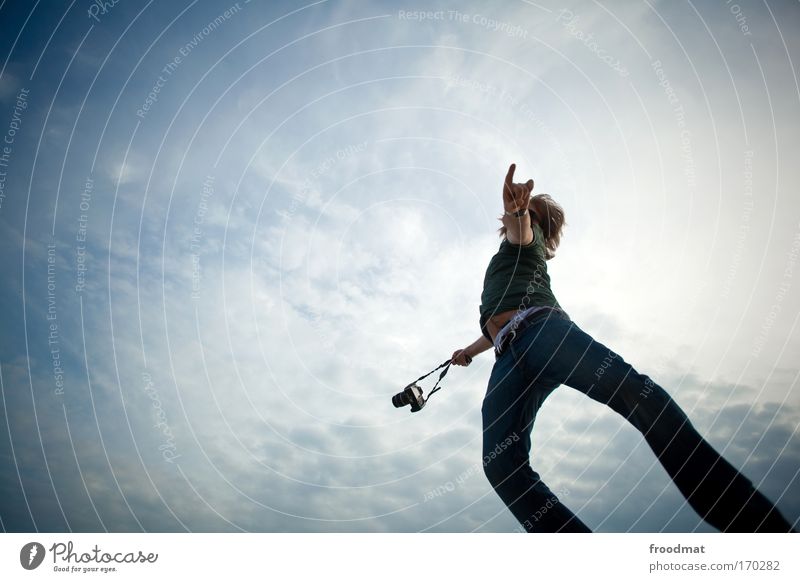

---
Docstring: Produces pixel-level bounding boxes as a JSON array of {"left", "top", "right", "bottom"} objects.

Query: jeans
[{"left": 481, "top": 310, "right": 795, "bottom": 532}]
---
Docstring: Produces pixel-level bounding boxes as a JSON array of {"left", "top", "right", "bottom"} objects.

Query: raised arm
[
  {"left": 451, "top": 335, "right": 494, "bottom": 366},
  {"left": 501, "top": 163, "right": 534, "bottom": 246}
]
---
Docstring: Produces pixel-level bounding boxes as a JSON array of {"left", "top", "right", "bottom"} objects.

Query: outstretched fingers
[
  {"left": 503, "top": 163, "right": 535, "bottom": 211},
  {"left": 504, "top": 163, "right": 516, "bottom": 194}
]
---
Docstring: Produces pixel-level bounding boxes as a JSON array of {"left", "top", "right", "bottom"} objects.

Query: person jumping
[{"left": 450, "top": 163, "right": 795, "bottom": 533}]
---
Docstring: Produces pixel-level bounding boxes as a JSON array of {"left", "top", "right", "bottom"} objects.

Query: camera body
[{"left": 392, "top": 382, "right": 426, "bottom": 413}]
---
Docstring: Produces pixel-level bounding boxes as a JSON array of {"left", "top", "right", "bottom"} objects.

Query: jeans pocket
[{"left": 508, "top": 314, "right": 571, "bottom": 383}]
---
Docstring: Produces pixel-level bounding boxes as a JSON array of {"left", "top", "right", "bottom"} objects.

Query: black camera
[
  {"left": 392, "top": 357, "right": 465, "bottom": 413},
  {"left": 392, "top": 382, "right": 426, "bottom": 413}
]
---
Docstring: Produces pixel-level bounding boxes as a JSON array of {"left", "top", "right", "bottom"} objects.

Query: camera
[
  {"left": 392, "top": 382, "right": 426, "bottom": 413},
  {"left": 392, "top": 356, "right": 463, "bottom": 413}
]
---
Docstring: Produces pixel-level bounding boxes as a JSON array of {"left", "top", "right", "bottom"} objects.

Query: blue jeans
[{"left": 481, "top": 310, "right": 795, "bottom": 532}]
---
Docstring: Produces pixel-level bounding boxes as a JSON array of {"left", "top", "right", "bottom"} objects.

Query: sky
[{"left": 0, "top": 0, "right": 798, "bottom": 533}]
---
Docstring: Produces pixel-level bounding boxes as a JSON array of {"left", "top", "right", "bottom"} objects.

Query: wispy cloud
[{"left": 1, "top": 0, "right": 798, "bottom": 532}]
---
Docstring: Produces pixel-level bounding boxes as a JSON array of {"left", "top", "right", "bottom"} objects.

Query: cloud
[{"left": 1, "top": 0, "right": 798, "bottom": 534}]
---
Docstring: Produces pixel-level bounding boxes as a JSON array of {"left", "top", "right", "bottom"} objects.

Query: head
[{"left": 497, "top": 193, "right": 565, "bottom": 260}]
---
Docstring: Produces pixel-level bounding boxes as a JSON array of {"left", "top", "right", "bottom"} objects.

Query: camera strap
[{"left": 411, "top": 359, "right": 453, "bottom": 402}]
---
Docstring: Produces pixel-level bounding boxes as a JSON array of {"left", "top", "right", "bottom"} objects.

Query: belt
[{"left": 493, "top": 307, "right": 565, "bottom": 358}]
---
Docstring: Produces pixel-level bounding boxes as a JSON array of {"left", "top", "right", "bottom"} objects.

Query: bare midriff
[{"left": 485, "top": 309, "right": 518, "bottom": 343}]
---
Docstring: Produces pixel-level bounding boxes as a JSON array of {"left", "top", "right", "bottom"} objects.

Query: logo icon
[{"left": 20, "top": 542, "right": 46, "bottom": 570}]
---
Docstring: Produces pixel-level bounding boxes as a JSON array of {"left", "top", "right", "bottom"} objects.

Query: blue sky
[{"left": 1, "top": 0, "right": 799, "bottom": 532}]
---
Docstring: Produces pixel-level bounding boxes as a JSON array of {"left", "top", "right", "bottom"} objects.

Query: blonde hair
[{"left": 496, "top": 193, "right": 566, "bottom": 260}]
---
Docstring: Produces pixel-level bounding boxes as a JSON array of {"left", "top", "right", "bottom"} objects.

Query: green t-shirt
[{"left": 479, "top": 221, "right": 561, "bottom": 342}]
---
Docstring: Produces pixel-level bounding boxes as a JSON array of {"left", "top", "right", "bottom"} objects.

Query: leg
[
  {"left": 511, "top": 314, "right": 795, "bottom": 532},
  {"left": 482, "top": 346, "right": 591, "bottom": 532}
]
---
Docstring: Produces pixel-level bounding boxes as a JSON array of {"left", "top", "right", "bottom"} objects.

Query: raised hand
[{"left": 502, "top": 163, "right": 534, "bottom": 213}]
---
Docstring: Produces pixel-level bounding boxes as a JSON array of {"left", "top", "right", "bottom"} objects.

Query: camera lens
[{"left": 392, "top": 390, "right": 411, "bottom": 408}]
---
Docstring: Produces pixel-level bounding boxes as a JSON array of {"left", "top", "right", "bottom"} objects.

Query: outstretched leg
[
  {"left": 482, "top": 343, "right": 590, "bottom": 532},
  {"left": 512, "top": 314, "right": 795, "bottom": 532}
]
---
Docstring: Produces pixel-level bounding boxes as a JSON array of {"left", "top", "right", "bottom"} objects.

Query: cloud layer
[{"left": 1, "top": 0, "right": 798, "bottom": 532}]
